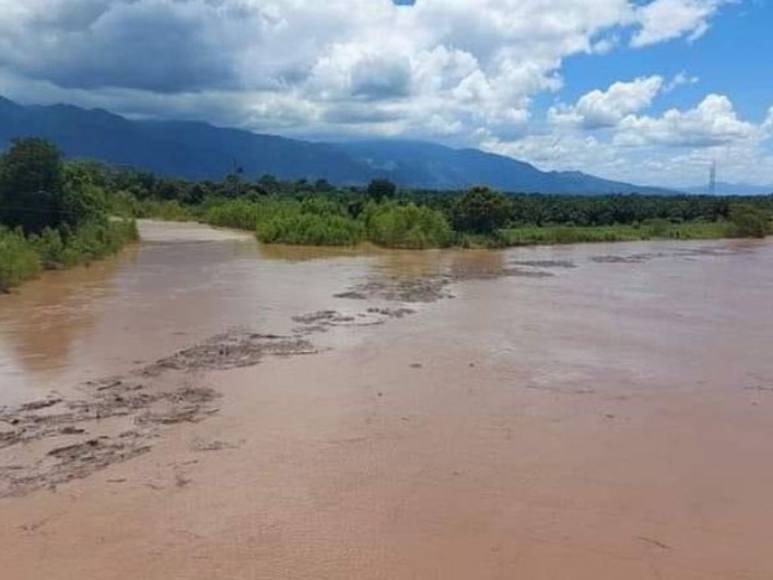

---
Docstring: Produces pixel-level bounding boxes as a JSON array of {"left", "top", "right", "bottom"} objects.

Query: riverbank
[
  {"left": 499, "top": 220, "right": 733, "bottom": 246},
  {"left": 142, "top": 197, "right": 761, "bottom": 249},
  {"left": 0, "top": 219, "right": 138, "bottom": 293},
  {"left": 1, "top": 221, "right": 773, "bottom": 578}
]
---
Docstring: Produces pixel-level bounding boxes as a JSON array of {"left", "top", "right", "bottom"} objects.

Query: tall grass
[
  {"left": 257, "top": 198, "right": 364, "bottom": 246},
  {"left": 0, "top": 219, "right": 138, "bottom": 292},
  {"left": 201, "top": 198, "right": 454, "bottom": 248},
  {"left": 500, "top": 221, "right": 732, "bottom": 246},
  {"left": 30, "top": 218, "right": 139, "bottom": 268},
  {"left": 0, "top": 227, "right": 42, "bottom": 292},
  {"left": 364, "top": 202, "right": 453, "bottom": 249},
  {"left": 131, "top": 199, "right": 194, "bottom": 221},
  {"left": 258, "top": 212, "right": 364, "bottom": 246}
]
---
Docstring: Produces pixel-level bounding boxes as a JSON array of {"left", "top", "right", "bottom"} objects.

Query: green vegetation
[
  {"left": 452, "top": 187, "right": 512, "bottom": 234},
  {"left": 257, "top": 198, "right": 364, "bottom": 246},
  {"left": 364, "top": 202, "right": 453, "bottom": 249},
  {"left": 73, "top": 160, "right": 771, "bottom": 249},
  {"left": 0, "top": 227, "right": 41, "bottom": 292},
  {"left": 500, "top": 221, "right": 733, "bottom": 247},
  {"left": 2, "top": 136, "right": 771, "bottom": 273},
  {"left": 729, "top": 204, "right": 770, "bottom": 238},
  {"left": 0, "top": 139, "right": 138, "bottom": 292},
  {"left": 366, "top": 178, "right": 397, "bottom": 202},
  {"left": 199, "top": 197, "right": 454, "bottom": 248}
]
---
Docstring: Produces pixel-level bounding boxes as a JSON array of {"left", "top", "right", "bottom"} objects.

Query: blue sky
[
  {"left": 0, "top": 0, "right": 771, "bottom": 187},
  {"left": 556, "top": 1, "right": 772, "bottom": 121}
]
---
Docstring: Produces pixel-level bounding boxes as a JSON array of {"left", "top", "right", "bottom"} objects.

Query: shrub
[
  {"left": 134, "top": 199, "right": 194, "bottom": 221},
  {"left": 729, "top": 204, "right": 770, "bottom": 238},
  {"left": 452, "top": 187, "right": 512, "bottom": 234},
  {"left": 366, "top": 179, "right": 397, "bottom": 202},
  {"left": 0, "top": 227, "right": 41, "bottom": 291},
  {"left": 365, "top": 202, "right": 453, "bottom": 249},
  {"left": 258, "top": 212, "right": 364, "bottom": 246},
  {"left": 0, "top": 138, "right": 66, "bottom": 233}
]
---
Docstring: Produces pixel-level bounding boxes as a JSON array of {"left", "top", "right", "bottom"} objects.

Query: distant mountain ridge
[
  {"left": 682, "top": 182, "right": 773, "bottom": 196},
  {"left": 0, "top": 96, "right": 668, "bottom": 194}
]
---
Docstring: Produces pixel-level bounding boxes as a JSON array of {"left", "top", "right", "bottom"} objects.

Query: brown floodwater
[{"left": 1, "top": 220, "right": 773, "bottom": 579}]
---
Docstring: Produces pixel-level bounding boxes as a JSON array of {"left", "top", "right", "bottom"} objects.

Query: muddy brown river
[{"left": 1, "top": 220, "right": 773, "bottom": 579}]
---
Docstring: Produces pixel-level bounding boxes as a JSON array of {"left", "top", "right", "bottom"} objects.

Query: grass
[
  {"left": 0, "top": 227, "right": 42, "bottom": 292},
  {"left": 500, "top": 221, "right": 733, "bottom": 246}
]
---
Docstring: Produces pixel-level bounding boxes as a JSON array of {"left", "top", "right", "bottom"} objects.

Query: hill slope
[{"left": 0, "top": 96, "right": 666, "bottom": 194}]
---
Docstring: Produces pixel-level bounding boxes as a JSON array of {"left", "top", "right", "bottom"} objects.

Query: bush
[
  {"left": 133, "top": 199, "right": 194, "bottom": 221},
  {"left": 0, "top": 227, "right": 41, "bottom": 292},
  {"left": 729, "top": 204, "right": 770, "bottom": 238},
  {"left": 0, "top": 138, "right": 66, "bottom": 233},
  {"left": 366, "top": 179, "right": 397, "bottom": 202},
  {"left": 27, "top": 218, "right": 138, "bottom": 269},
  {"left": 258, "top": 212, "right": 364, "bottom": 246},
  {"left": 453, "top": 187, "right": 512, "bottom": 234},
  {"left": 365, "top": 202, "right": 453, "bottom": 249}
]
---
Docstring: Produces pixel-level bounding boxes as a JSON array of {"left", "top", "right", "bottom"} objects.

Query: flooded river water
[{"left": 1, "top": 220, "right": 773, "bottom": 578}]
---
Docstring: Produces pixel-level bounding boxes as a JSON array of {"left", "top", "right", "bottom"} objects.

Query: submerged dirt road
[{"left": 1, "top": 221, "right": 773, "bottom": 579}]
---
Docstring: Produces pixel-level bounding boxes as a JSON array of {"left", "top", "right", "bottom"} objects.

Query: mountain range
[
  {"left": 1, "top": 95, "right": 672, "bottom": 194},
  {"left": 682, "top": 182, "right": 773, "bottom": 196}
]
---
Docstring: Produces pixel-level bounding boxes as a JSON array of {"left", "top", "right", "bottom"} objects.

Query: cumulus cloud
[
  {"left": 0, "top": 0, "right": 730, "bottom": 137},
  {"left": 549, "top": 76, "right": 664, "bottom": 129},
  {"left": 486, "top": 92, "right": 773, "bottom": 187},
  {"left": 0, "top": 0, "right": 766, "bottom": 186},
  {"left": 615, "top": 94, "right": 759, "bottom": 147},
  {"left": 763, "top": 107, "right": 773, "bottom": 136},
  {"left": 631, "top": 0, "right": 728, "bottom": 47}
]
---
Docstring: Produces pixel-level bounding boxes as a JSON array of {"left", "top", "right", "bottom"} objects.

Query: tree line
[
  {"left": 1, "top": 136, "right": 771, "bottom": 285},
  {"left": 0, "top": 138, "right": 137, "bottom": 291}
]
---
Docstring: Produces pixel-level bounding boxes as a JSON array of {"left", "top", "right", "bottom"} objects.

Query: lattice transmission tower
[{"left": 708, "top": 160, "right": 717, "bottom": 195}]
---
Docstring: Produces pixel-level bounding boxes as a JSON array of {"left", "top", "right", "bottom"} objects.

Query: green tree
[
  {"left": 0, "top": 138, "right": 65, "bottom": 233},
  {"left": 366, "top": 179, "right": 397, "bottom": 202},
  {"left": 452, "top": 186, "right": 512, "bottom": 234},
  {"left": 60, "top": 162, "right": 108, "bottom": 226}
]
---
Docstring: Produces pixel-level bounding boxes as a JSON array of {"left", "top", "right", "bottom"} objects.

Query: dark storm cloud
[
  {"left": 350, "top": 57, "right": 412, "bottom": 100},
  {"left": 323, "top": 104, "right": 404, "bottom": 125},
  {"left": 0, "top": 1, "right": 237, "bottom": 93}
]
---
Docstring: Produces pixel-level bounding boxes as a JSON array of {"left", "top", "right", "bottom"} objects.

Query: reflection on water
[{"left": 1, "top": 219, "right": 772, "bottom": 407}]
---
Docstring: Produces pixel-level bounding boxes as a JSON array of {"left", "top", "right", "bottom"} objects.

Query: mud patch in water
[
  {"left": 335, "top": 264, "right": 556, "bottom": 305},
  {"left": 591, "top": 253, "right": 663, "bottom": 264},
  {"left": 0, "top": 329, "right": 317, "bottom": 498},
  {"left": 292, "top": 307, "right": 417, "bottom": 334},
  {"left": 145, "top": 331, "right": 316, "bottom": 373},
  {"left": 508, "top": 260, "right": 577, "bottom": 269},
  {"left": 335, "top": 276, "right": 453, "bottom": 303}
]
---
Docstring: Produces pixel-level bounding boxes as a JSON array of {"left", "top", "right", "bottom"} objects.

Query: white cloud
[
  {"left": 663, "top": 71, "right": 700, "bottom": 92},
  {"left": 0, "top": 0, "right": 728, "bottom": 140},
  {"left": 0, "top": 0, "right": 765, "bottom": 186},
  {"left": 615, "top": 94, "right": 759, "bottom": 147},
  {"left": 631, "top": 0, "right": 727, "bottom": 48},
  {"left": 763, "top": 106, "right": 773, "bottom": 136},
  {"left": 486, "top": 93, "right": 773, "bottom": 187},
  {"left": 549, "top": 76, "right": 664, "bottom": 129}
]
